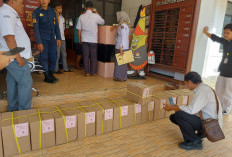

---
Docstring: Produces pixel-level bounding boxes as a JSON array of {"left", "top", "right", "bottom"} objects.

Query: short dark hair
[
  {"left": 85, "top": 1, "right": 94, "bottom": 8},
  {"left": 224, "top": 24, "right": 232, "bottom": 31},
  {"left": 3, "top": 0, "right": 10, "bottom": 3},
  {"left": 184, "top": 71, "right": 202, "bottom": 84},
  {"left": 53, "top": 1, "right": 62, "bottom": 8}
]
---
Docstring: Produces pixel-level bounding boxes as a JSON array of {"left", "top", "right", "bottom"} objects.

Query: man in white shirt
[
  {"left": 53, "top": 2, "right": 70, "bottom": 74},
  {"left": 164, "top": 72, "right": 223, "bottom": 150},
  {"left": 0, "top": 0, "right": 33, "bottom": 111},
  {"left": 76, "top": 1, "right": 105, "bottom": 76}
]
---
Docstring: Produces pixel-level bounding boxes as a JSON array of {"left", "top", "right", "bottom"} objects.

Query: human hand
[
  {"left": 57, "top": 40, "right": 61, "bottom": 47},
  {"left": 37, "top": 44, "right": 44, "bottom": 52},
  {"left": 111, "top": 25, "right": 117, "bottom": 31},
  {"left": 163, "top": 104, "right": 173, "bottom": 111},
  {"left": 0, "top": 54, "right": 16, "bottom": 70},
  {"left": 203, "top": 26, "right": 209, "bottom": 34},
  {"left": 15, "top": 54, "right": 25, "bottom": 66}
]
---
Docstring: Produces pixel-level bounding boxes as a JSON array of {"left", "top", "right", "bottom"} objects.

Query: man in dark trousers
[
  {"left": 33, "top": 0, "right": 61, "bottom": 83},
  {"left": 76, "top": 1, "right": 105, "bottom": 76},
  {"left": 164, "top": 72, "right": 222, "bottom": 150}
]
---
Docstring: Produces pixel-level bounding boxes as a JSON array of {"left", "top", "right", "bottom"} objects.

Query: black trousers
[
  {"left": 170, "top": 111, "right": 202, "bottom": 142},
  {"left": 82, "top": 42, "right": 98, "bottom": 75}
]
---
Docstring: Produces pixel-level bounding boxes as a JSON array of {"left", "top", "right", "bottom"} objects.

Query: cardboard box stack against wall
[
  {"left": 2, "top": 110, "right": 31, "bottom": 157},
  {"left": 27, "top": 108, "right": 55, "bottom": 151}
]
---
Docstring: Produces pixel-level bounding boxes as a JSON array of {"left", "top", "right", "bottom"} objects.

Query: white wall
[
  {"left": 190, "top": 0, "right": 227, "bottom": 77},
  {"left": 121, "top": 0, "right": 152, "bottom": 25}
]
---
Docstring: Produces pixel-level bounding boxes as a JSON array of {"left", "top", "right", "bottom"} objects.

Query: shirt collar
[
  {"left": 86, "top": 10, "right": 93, "bottom": 14},
  {"left": 193, "top": 83, "right": 204, "bottom": 94},
  {"left": 3, "top": 4, "right": 18, "bottom": 16}
]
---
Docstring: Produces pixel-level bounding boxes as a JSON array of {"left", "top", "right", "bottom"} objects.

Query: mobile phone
[
  {"left": 169, "top": 97, "right": 175, "bottom": 106},
  {"left": 3, "top": 47, "right": 25, "bottom": 56}
]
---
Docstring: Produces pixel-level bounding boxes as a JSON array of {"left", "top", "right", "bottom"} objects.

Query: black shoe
[
  {"left": 178, "top": 139, "right": 203, "bottom": 150},
  {"left": 49, "top": 71, "right": 59, "bottom": 83},
  {"left": 55, "top": 70, "right": 63, "bottom": 74},
  {"left": 43, "top": 72, "right": 55, "bottom": 84}
]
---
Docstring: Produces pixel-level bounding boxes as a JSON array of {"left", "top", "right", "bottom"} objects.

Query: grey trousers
[
  {"left": 82, "top": 42, "right": 98, "bottom": 75},
  {"left": 55, "top": 40, "right": 68, "bottom": 71}
]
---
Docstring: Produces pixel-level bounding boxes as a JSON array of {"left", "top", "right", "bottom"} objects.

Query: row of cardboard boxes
[{"left": 0, "top": 90, "right": 193, "bottom": 156}]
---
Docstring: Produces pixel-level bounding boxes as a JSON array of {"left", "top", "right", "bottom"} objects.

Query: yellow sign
[{"left": 116, "top": 50, "right": 134, "bottom": 66}]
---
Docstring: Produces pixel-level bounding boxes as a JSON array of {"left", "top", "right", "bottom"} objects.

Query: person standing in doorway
[
  {"left": 0, "top": 0, "right": 33, "bottom": 111},
  {"left": 76, "top": 1, "right": 105, "bottom": 76},
  {"left": 33, "top": 0, "right": 61, "bottom": 83},
  {"left": 53, "top": 1, "right": 71, "bottom": 74},
  {"left": 203, "top": 24, "right": 232, "bottom": 114}
]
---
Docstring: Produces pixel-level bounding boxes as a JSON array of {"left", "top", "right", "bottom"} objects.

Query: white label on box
[
  {"left": 173, "top": 97, "right": 177, "bottom": 104},
  {"left": 136, "top": 104, "right": 142, "bottom": 113},
  {"left": 66, "top": 115, "right": 76, "bottom": 129},
  {"left": 86, "top": 112, "right": 95, "bottom": 124},
  {"left": 161, "top": 99, "right": 167, "bottom": 108},
  {"left": 42, "top": 119, "right": 54, "bottom": 133},
  {"left": 121, "top": 106, "right": 128, "bottom": 116},
  {"left": 148, "top": 101, "right": 155, "bottom": 111},
  {"left": 183, "top": 96, "right": 189, "bottom": 105},
  {"left": 105, "top": 109, "right": 113, "bottom": 120},
  {"left": 15, "top": 123, "right": 29, "bottom": 138},
  {"left": 143, "top": 88, "right": 149, "bottom": 97}
]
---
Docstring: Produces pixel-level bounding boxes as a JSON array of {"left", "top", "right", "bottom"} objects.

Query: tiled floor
[{"left": 15, "top": 113, "right": 232, "bottom": 157}]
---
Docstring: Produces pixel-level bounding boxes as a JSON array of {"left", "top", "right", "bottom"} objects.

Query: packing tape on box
[
  {"left": 76, "top": 103, "right": 87, "bottom": 137},
  {"left": 127, "top": 90, "right": 150, "bottom": 104},
  {"left": 95, "top": 102, "right": 105, "bottom": 134},
  {"left": 108, "top": 98, "right": 122, "bottom": 129},
  {"left": 150, "top": 95, "right": 164, "bottom": 120},
  {"left": 11, "top": 112, "right": 21, "bottom": 154},
  {"left": 55, "top": 107, "right": 69, "bottom": 142},
  {"left": 38, "top": 109, "right": 42, "bottom": 149}
]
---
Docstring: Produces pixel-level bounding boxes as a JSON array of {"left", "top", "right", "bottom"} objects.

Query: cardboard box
[
  {"left": 2, "top": 110, "right": 31, "bottom": 157},
  {"left": 0, "top": 114, "right": 4, "bottom": 157},
  {"left": 168, "top": 90, "right": 194, "bottom": 106},
  {"left": 95, "top": 98, "right": 117, "bottom": 134},
  {"left": 151, "top": 92, "right": 168, "bottom": 120},
  {"left": 76, "top": 101, "right": 98, "bottom": 139},
  {"left": 97, "top": 61, "right": 115, "bottom": 78},
  {"left": 126, "top": 82, "right": 151, "bottom": 105},
  {"left": 27, "top": 108, "right": 55, "bottom": 150},
  {"left": 51, "top": 105, "right": 79, "bottom": 145},
  {"left": 98, "top": 25, "right": 116, "bottom": 45},
  {"left": 108, "top": 97, "right": 135, "bottom": 130},
  {"left": 150, "top": 84, "right": 166, "bottom": 93},
  {"left": 141, "top": 101, "right": 155, "bottom": 123}
]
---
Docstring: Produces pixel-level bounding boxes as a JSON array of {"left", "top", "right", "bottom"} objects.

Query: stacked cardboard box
[
  {"left": 27, "top": 108, "right": 55, "bottom": 150},
  {"left": 127, "top": 82, "right": 157, "bottom": 123},
  {"left": 94, "top": 98, "right": 117, "bottom": 134},
  {"left": 126, "top": 82, "right": 151, "bottom": 105},
  {"left": 108, "top": 97, "right": 135, "bottom": 130},
  {"left": 2, "top": 110, "right": 31, "bottom": 157},
  {"left": 167, "top": 90, "right": 194, "bottom": 106},
  {"left": 51, "top": 105, "right": 79, "bottom": 145},
  {"left": 76, "top": 101, "right": 99, "bottom": 139}
]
